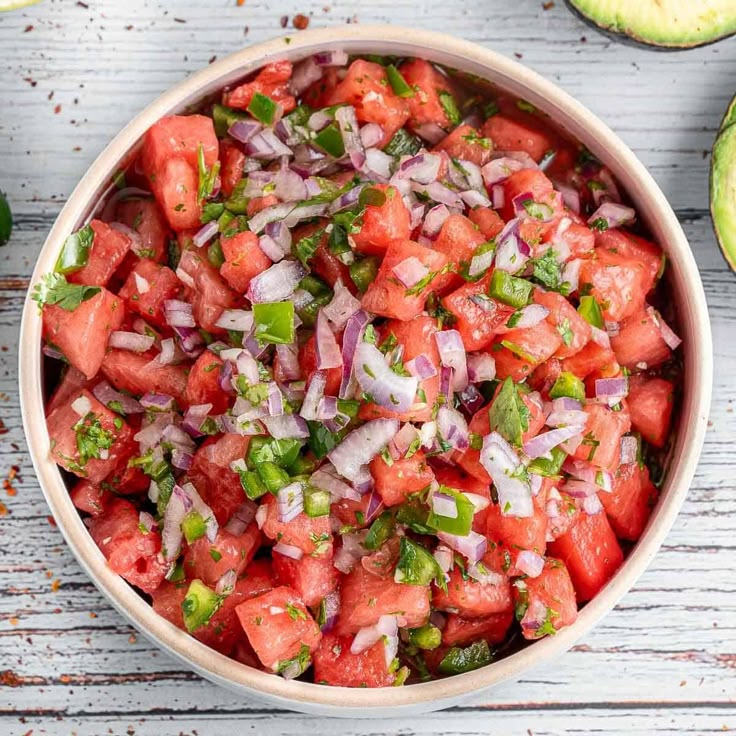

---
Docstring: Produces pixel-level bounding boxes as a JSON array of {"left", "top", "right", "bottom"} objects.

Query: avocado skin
[
  {"left": 710, "top": 109, "right": 736, "bottom": 273},
  {"left": 566, "top": 0, "right": 736, "bottom": 50}
]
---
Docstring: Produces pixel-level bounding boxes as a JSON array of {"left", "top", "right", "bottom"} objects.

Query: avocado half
[
  {"left": 711, "top": 96, "right": 736, "bottom": 272},
  {"left": 567, "top": 0, "right": 736, "bottom": 49}
]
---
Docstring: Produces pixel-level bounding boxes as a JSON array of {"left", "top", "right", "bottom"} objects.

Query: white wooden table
[{"left": 1, "top": 1, "right": 735, "bottom": 733}]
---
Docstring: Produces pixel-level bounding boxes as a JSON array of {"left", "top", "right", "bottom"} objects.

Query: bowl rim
[{"left": 19, "top": 24, "right": 713, "bottom": 716}]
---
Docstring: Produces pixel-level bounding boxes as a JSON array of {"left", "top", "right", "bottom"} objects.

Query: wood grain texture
[{"left": 1, "top": 0, "right": 735, "bottom": 733}]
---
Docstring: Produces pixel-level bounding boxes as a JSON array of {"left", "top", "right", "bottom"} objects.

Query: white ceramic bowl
[{"left": 19, "top": 25, "right": 712, "bottom": 717}]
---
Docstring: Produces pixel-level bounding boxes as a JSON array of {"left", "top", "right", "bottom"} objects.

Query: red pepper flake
[
  {"left": 514, "top": 52, "right": 523, "bottom": 59},
  {"left": 209, "top": 55, "right": 217, "bottom": 64},
  {"left": 280, "top": 15, "right": 288, "bottom": 28},
  {"left": 46, "top": 570, "right": 53, "bottom": 579},
  {"left": 59, "top": 674, "right": 72, "bottom": 684},
  {"left": 89, "top": 611, "right": 98, "bottom": 618},
  {"left": 293, "top": 14, "right": 309, "bottom": 30},
  {"left": 9, "top": 617, "right": 19, "bottom": 626},
  {"left": 0, "top": 419, "right": 7, "bottom": 436},
  {"left": 0, "top": 502, "right": 8, "bottom": 516},
  {"left": 237, "top": 0, "right": 245, "bottom": 5},
  {"left": 0, "top": 670, "right": 21, "bottom": 687},
  {"left": 542, "top": 1, "right": 555, "bottom": 8},
  {"left": 77, "top": 1, "right": 89, "bottom": 7},
  {"left": 23, "top": 77, "right": 37, "bottom": 87},
  {"left": 47, "top": 515, "right": 57, "bottom": 526},
  {"left": 128, "top": 633, "right": 137, "bottom": 644},
  {"left": 51, "top": 579, "right": 61, "bottom": 593},
  {"left": 54, "top": 104, "right": 62, "bottom": 114},
  {"left": 24, "top": 25, "right": 34, "bottom": 32},
  {"left": 173, "top": 17, "right": 186, "bottom": 23},
  {"left": 4, "top": 465, "right": 19, "bottom": 496}
]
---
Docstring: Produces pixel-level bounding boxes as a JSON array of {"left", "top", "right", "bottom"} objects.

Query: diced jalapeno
[
  {"left": 313, "top": 123, "right": 345, "bottom": 158},
  {"left": 386, "top": 64, "right": 415, "bottom": 98},
  {"left": 426, "top": 485, "right": 475, "bottom": 536},
  {"left": 181, "top": 511, "right": 207, "bottom": 543},
  {"left": 253, "top": 301, "right": 295, "bottom": 345},
  {"left": 384, "top": 128, "right": 422, "bottom": 157},
  {"left": 224, "top": 179, "right": 250, "bottom": 215},
  {"left": 207, "top": 240, "right": 225, "bottom": 268},
  {"left": 257, "top": 461, "right": 291, "bottom": 494},
  {"left": 577, "top": 295, "right": 604, "bottom": 329},
  {"left": 349, "top": 256, "right": 380, "bottom": 293},
  {"left": 363, "top": 510, "right": 395, "bottom": 551},
  {"left": 527, "top": 446, "right": 567, "bottom": 477},
  {"left": 212, "top": 103, "right": 249, "bottom": 137},
  {"left": 181, "top": 579, "right": 222, "bottom": 633},
  {"left": 394, "top": 537, "right": 443, "bottom": 586},
  {"left": 287, "top": 454, "right": 317, "bottom": 477},
  {"left": 549, "top": 371, "right": 586, "bottom": 401},
  {"left": 246, "top": 436, "right": 303, "bottom": 469},
  {"left": 55, "top": 224, "right": 94, "bottom": 274},
  {"left": 239, "top": 468, "right": 269, "bottom": 500},
  {"left": 488, "top": 269, "right": 533, "bottom": 308},
  {"left": 304, "top": 486, "right": 331, "bottom": 517},
  {"left": 438, "top": 640, "right": 493, "bottom": 675},
  {"left": 395, "top": 498, "right": 435, "bottom": 535},
  {"left": 247, "top": 92, "right": 279, "bottom": 125},
  {"left": 408, "top": 624, "right": 442, "bottom": 650}
]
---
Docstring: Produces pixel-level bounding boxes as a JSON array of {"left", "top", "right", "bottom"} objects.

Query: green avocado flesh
[
  {"left": 568, "top": 0, "right": 736, "bottom": 48},
  {"left": 711, "top": 121, "right": 736, "bottom": 272}
]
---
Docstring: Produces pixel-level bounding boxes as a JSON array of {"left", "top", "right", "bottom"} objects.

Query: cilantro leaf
[
  {"left": 487, "top": 377, "right": 529, "bottom": 448},
  {"left": 32, "top": 272, "right": 101, "bottom": 312}
]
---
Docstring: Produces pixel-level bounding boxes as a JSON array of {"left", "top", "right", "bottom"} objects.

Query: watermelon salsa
[{"left": 35, "top": 52, "right": 681, "bottom": 687}]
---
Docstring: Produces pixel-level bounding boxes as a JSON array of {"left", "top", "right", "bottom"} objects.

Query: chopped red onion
[
  {"left": 300, "top": 370, "right": 327, "bottom": 421},
  {"left": 588, "top": 202, "right": 636, "bottom": 229},
  {"left": 350, "top": 615, "right": 398, "bottom": 655},
  {"left": 555, "top": 182, "right": 581, "bottom": 214},
  {"left": 392, "top": 423, "right": 420, "bottom": 456},
  {"left": 458, "top": 383, "right": 485, "bottom": 415},
  {"left": 92, "top": 380, "right": 143, "bottom": 414},
  {"left": 140, "top": 391, "right": 174, "bottom": 410},
  {"left": 583, "top": 493, "right": 604, "bottom": 515},
  {"left": 437, "top": 530, "right": 487, "bottom": 565},
  {"left": 327, "top": 184, "right": 364, "bottom": 214},
  {"left": 133, "top": 272, "right": 150, "bottom": 295},
  {"left": 433, "top": 545, "right": 454, "bottom": 575},
  {"left": 595, "top": 376, "right": 629, "bottom": 406},
  {"left": 508, "top": 304, "right": 549, "bottom": 329},
  {"left": 494, "top": 219, "right": 530, "bottom": 274},
  {"left": 467, "top": 562, "right": 504, "bottom": 586},
  {"left": 164, "top": 300, "right": 195, "bottom": 328},
  {"left": 467, "top": 352, "right": 496, "bottom": 383},
  {"left": 437, "top": 405, "right": 470, "bottom": 451},
  {"left": 319, "top": 590, "right": 341, "bottom": 633},
  {"left": 647, "top": 306, "right": 682, "bottom": 350},
  {"left": 215, "top": 569, "right": 237, "bottom": 597},
  {"left": 277, "top": 481, "right": 304, "bottom": 523},
  {"left": 181, "top": 403, "right": 213, "bottom": 438},
  {"left": 284, "top": 203, "right": 330, "bottom": 228},
  {"left": 246, "top": 128, "right": 292, "bottom": 160},
  {"left": 435, "top": 329, "right": 468, "bottom": 392},
  {"left": 109, "top": 331, "right": 155, "bottom": 353},
  {"left": 480, "top": 432, "right": 533, "bottom": 517},
  {"left": 171, "top": 448, "right": 193, "bottom": 471},
  {"left": 354, "top": 342, "right": 419, "bottom": 413},
  {"left": 491, "top": 184, "right": 505, "bottom": 210},
  {"left": 161, "top": 484, "right": 190, "bottom": 560},
  {"left": 418, "top": 181, "right": 463, "bottom": 209},
  {"left": 392, "top": 256, "right": 430, "bottom": 288},
  {"left": 273, "top": 541, "right": 304, "bottom": 560},
  {"left": 405, "top": 353, "right": 438, "bottom": 380},
  {"left": 265, "top": 220, "right": 292, "bottom": 255},
  {"left": 266, "top": 382, "right": 285, "bottom": 417},
  {"left": 563, "top": 458, "right": 613, "bottom": 492},
  {"left": 273, "top": 167, "right": 308, "bottom": 202},
  {"left": 481, "top": 156, "right": 525, "bottom": 187},
  {"left": 315, "top": 310, "right": 343, "bottom": 369},
  {"left": 70, "top": 394, "right": 92, "bottom": 417},
  {"left": 414, "top": 122, "right": 446, "bottom": 145},
  {"left": 263, "top": 414, "right": 309, "bottom": 440},
  {"left": 421, "top": 203, "right": 450, "bottom": 239},
  {"left": 431, "top": 489, "right": 459, "bottom": 519},
  {"left": 228, "top": 119, "right": 263, "bottom": 144},
  {"left": 562, "top": 258, "right": 583, "bottom": 293},
  {"left": 516, "top": 550, "right": 545, "bottom": 578},
  {"left": 562, "top": 479, "right": 600, "bottom": 498},
  {"left": 360, "top": 123, "right": 384, "bottom": 149},
  {"left": 620, "top": 435, "right": 639, "bottom": 465},
  {"left": 138, "top": 510, "right": 158, "bottom": 533},
  {"left": 546, "top": 405, "right": 589, "bottom": 428},
  {"left": 339, "top": 309, "right": 371, "bottom": 399},
  {"left": 523, "top": 424, "right": 586, "bottom": 459},
  {"left": 322, "top": 279, "right": 360, "bottom": 330},
  {"left": 460, "top": 189, "right": 492, "bottom": 209},
  {"left": 223, "top": 500, "right": 257, "bottom": 536},
  {"left": 590, "top": 325, "right": 611, "bottom": 349},
  {"left": 289, "top": 56, "right": 323, "bottom": 95},
  {"left": 328, "top": 418, "right": 399, "bottom": 486},
  {"left": 215, "top": 309, "right": 254, "bottom": 332},
  {"left": 247, "top": 203, "right": 296, "bottom": 235},
  {"left": 400, "top": 153, "right": 442, "bottom": 185},
  {"left": 361, "top": 148, "right": 392, "bottom": 181},
  {"left": 246, "top": 260, "right": 307, "bottom": 304},
  {"left": 311, "top": 465, "right": 362, "bottom": 502},
  {"left": 335, "top": 105, "right": 366, "bottom": 169},
  {"left": 275, "top": 343, "right": 301, "bottom": 380},
  {"left": 317, "top": 396, "right": 339, "bottom": 421},
  {"left": 468, "top": 246, "right": 495, "bottom": 278},
  {"left": 192, "top": 220, "right": 219, "bottom": 248}
]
